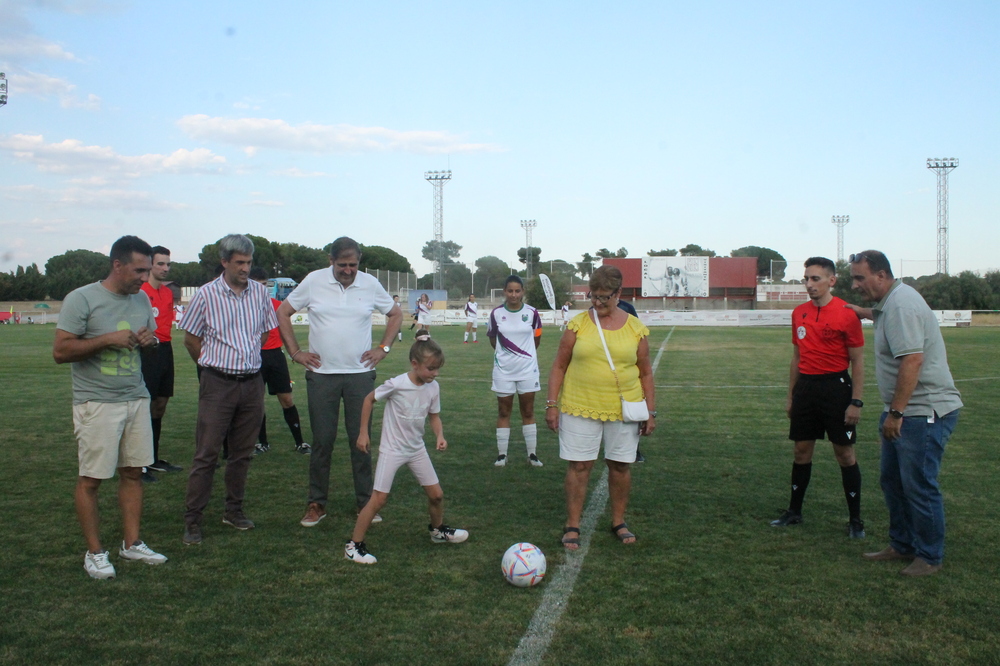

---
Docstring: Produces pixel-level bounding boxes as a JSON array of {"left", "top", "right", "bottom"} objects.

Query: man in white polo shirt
[{"left": 277, "top": 237, "right": 403, "bottom": 527}]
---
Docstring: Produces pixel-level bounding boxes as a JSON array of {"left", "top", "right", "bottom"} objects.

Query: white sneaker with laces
[
  {"left": 84, "top": 550, "right": 116, "bottom": 579},
  {"left": 345, "top": 540, "right": 377, "bottom": 564},
  {"left": 430, "top": 524, "right": 469, "bottom": 544},
  {"left": 528, "top": 453, "right": 544, "bottom": 467},
  {"left": 494, "top": 454, "right": 507, "bottom": 467},
  {"left": 119, "top": 540, "right": 168, "bottom": 565}
]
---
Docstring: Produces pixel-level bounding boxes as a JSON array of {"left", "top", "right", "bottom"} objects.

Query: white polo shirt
[{"left": 285, "top": 268, "right": 395, "bottom": 374}]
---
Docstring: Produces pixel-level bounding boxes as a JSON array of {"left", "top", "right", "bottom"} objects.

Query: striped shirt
[{"left": 179, "top": 276, "right": 278, "bottom": 374}]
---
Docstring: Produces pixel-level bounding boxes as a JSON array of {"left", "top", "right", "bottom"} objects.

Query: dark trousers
[
  {"left": 184, "top": 370, "right": 264, "bottom": 525},
  {"left": 306, "top": 370, "right": 375, "bottom": 509}
]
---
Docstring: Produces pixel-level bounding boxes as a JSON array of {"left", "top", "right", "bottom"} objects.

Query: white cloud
[
  {"left": 177, "top": 115, "right": 504, "bottom": 155},
  {"left": 5, "top": 70, "right": 101, "bottom": 109},
  {"left": 0, "top": 134, "right": 226, "bottom": 176},
  {"left": 2, "top": 184, "right": 188, "bottom": 210},
  {"left": 0, "top": 35, "right": 77, "bottom": 61},
  {"left": 244, "top": 200, "right": 284, "bottom": 207}
]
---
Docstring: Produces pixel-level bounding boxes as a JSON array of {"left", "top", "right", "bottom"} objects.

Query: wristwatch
[
  {"left": 888, "top": 408, "right": 904, "bottom": 419},
  {"left": 850, "top": 399, "right": 864, "bottom": 408},
  {"left": 380, "top": 345, "right": 391, "bottom": 354},
  {"left": 648, "top": 411, "right": 658, "bottom": 418}
]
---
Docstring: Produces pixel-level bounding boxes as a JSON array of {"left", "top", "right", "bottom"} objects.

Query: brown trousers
[{"left": 184, "top": 369, "right": 264, "bottom": 525}]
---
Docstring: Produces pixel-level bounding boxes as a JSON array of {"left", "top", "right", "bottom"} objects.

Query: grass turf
[{"left": 1, "top": 323, "right": 999, "bottom": 664}]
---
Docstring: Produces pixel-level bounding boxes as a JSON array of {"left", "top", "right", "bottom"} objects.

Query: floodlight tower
[
  {"left": 831, "top": 215, "right": 849, "bottom": 263},
  {"left": 927, "top": 158, "right": 958, "bottom": 275},
  {"left": 424, "top": 170, "right": 452, "bottom": 290},
  {"left": 520, "top": 220, "right": 537, "bottom": 279},
  {"left": 0, "top": 73, "right": 8, "bottom": 109}
]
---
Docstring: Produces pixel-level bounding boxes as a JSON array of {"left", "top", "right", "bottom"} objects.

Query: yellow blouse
[{"left": 559, "top": 310, "right": 649, "bottom": 421}]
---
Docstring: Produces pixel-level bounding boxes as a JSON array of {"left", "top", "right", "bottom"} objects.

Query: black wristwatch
[
  {"left": 888, "top": 408, "right": 904, "bottom": 419},
  {"left": 850, "top": 399, "right": 863, "bottom": 408}
]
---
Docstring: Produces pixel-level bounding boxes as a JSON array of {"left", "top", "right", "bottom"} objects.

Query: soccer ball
[{"left": 501, "top": 542, "right": 546, "bottom": 588}]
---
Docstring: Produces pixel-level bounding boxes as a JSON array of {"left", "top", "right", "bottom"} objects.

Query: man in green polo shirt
[{"left": 848, "top": 250, "right": 962, "bottom": 577}]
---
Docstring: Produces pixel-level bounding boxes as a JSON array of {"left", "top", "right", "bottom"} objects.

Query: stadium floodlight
[
  {"left": 520, "top": 220, "right": 538, "bottom": 279},
  {"left": 926, "top": 157, "right": 959, "bottom": 275},
  {"left": 0, "top": 72, "right": 7, "bottom": 109},
  {"left": 831, "top": 215, "right": 849, "bottom": 263},
  {"left": 425, "top": 169, "right": 453, "bottom": 290}
]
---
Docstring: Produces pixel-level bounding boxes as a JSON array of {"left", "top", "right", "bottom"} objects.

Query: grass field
[{"left": 2, "top": 323, "right": 999, "bottom": 665}]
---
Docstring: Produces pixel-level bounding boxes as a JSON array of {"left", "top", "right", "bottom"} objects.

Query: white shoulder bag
[{"left": 591, "top": 309, "right": 650, "bottom": 423}]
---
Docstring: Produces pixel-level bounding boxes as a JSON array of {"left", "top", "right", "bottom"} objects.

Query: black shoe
[
  {"left": 141, "top": 469, "right": 158, "bottom": 483},
  {"left": 183, "top": 523, "right": 202, "bottom": 545},
  {"left": 149, "top": 459, "right": 183, "bottom": 473},
  {"left": 634, "top": 449, "right": 646, "bottom": 463},
  {"left": 223, "top": 512, "right": 255, "bottom": 530},
  {"left": 848, "top": 519, "right": 866, "bottom": 539},
  {"left": 770, "top": 510, "right": 803, "bottom": 527},
  {"left": 253, "top": 442, "right": 270, "bottom": 457}
]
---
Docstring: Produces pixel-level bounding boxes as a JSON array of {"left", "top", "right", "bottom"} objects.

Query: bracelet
[
  {"left": 545, "top": 399, "right": 558, "bottom": 406},
  {"left": 291, "top": 350, "right": 302, "bottom": 359},
  {"left": 545, "top": 405, "right": 558, "bottom": 410}
]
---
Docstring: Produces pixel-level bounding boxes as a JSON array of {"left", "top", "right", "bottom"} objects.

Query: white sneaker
[
  {"left": 494, "top": 455, "right": 507, "bottom": 467},
  {"left": 119, "top": 540, "right": 168, "bottom": 565},
  {"left": 528, "top": 453, "right": 544, "bottom": 467},
  {"left": 371, "top": 512, "right": 383, "bottom": 524},
  {"left": 430, "top": 524, "right": 469, "bottom": 544},
  {"left": 345, "top": 540, "right": 377, "bottom": 564},
  {"left": 84, "top": 550, "right": 116, "bottom": 579}
]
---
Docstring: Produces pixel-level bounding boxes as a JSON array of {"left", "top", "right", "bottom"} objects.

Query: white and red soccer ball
[{"left": 501, "top": 542, "right": 546, "bottom": 588}]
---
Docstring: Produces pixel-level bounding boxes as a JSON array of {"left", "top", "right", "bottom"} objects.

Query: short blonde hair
[{"left": 589, "top": 265, "right": 622, "bottom": 293}]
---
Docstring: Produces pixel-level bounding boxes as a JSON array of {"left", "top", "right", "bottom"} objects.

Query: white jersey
[
  {"left": 374, "top": 373, "right": 441, "bottom": 456},
  {"left": 561, "top": 304, "right": 570, "bottom": 322},
  {"left": 487, "top": 303, "right": 542, "bottom": 381},
  {"left": 464, "top": 300, "right": 478, "bottom": 320}
]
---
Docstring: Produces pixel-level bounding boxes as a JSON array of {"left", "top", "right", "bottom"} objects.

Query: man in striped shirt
[{"left": 179, "top": 234, "right": 278, "bottom": 546}]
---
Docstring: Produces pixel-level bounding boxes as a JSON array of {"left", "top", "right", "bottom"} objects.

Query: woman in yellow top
[{"left": 545, "top": 266, "right": 656, "bottom": 548}]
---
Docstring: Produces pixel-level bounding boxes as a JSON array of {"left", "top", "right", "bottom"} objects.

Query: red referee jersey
[
  {"left": 141, "top": 282, "right": 174, "bottom": 343},
  {"left": 791, "top": 296, "right": 864, "bottom": 375},
  {"left": 262, "top": 298, "right": 283, "bottom": 350}
]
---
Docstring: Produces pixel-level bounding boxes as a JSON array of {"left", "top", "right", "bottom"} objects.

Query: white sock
[
  {"left": 523, "top": 424, "right": 537, "bottom": 456},
  {"left": 496, "top": 428, "right": 510, "bottom": 456},
  {"left": 397, "top": 331, "right": 402, "bottom": 341},
  {"left": 472, "top": 331, "right": 477, "bottom": 341},
  {"left": 464, "top": 331, "right": 469, "bottom": 342}
]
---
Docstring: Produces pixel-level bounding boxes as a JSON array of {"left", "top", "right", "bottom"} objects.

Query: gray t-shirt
[
  {"left": 872, "top": 280, "right": 963, "bottom": 417},
  {"left": 57, "top": 281, "right": 156, "bottom": 405}
]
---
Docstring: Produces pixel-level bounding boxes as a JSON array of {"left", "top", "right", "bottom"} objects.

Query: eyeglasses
[
  {"left": 587, "top": 291, "right": 617, "bottom": 304},
  {"left": 849, "top": 252, "right": 866, "bottom": 263}
]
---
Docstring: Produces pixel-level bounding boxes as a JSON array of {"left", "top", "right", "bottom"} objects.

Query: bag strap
[{"left": 592, "top": 309, "right": 624, "bottom": 398}]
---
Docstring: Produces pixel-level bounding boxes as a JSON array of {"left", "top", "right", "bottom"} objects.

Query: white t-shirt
[
  {"left": 285, "top": 269, "right": 395, "bottom": 374},
  {"left": 374, "top": 373, "right": 441, "bottom": 455},
  {"left": 487, "top": 303, "right": 542, "bottom": 381},
  {"left": 465, "top": 300, "right": 478, "bottom": 320},
  {"left": 561, "top": 304, "right": 570, "bottom": 321}
]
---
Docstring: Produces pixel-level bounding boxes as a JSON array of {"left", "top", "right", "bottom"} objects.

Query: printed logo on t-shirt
[
  {"left": 522, "top": 314, "right": 528, "bottom": 322},
  {"left": 796, "top": 326, "right": 807, "bottom": 340},
  {"left": 151, "top": 306, "right": 160, "bottom": 317}
]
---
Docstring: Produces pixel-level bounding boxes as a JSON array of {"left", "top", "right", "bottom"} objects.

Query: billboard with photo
[{"left": 641, "top": 257, "right": 710, "bottom": 297}]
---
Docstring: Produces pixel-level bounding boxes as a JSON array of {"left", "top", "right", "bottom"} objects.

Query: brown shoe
[
  {"left": 900, "top": 558, "right": 942, "bottom": 577},
  {"left": 300, "top": 502, "right": 326, "bottom": 527},
  {"left": 863, "top": 546, "right": 915, "bottom": 561},
  {"left": 222, "top": 511, "right": 255, "bottom": 530}
]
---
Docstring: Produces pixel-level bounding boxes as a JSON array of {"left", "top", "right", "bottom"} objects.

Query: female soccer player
[
  {"left": 345, "top": 332, "right": 468, "bottom": 564},
  {"left": 416, "top": 293, "right": 433, "bottom": 330},
  {"left": 464, "top": 294, "right": 478, "bottom": 343},
  {"left": 487, "top": 275, "right": 543, "bottom": 467}
]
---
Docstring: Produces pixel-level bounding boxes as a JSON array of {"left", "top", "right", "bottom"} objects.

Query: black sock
[
  {"left": 841, "top": 463, "right": 862, "bottom": 521},
  {"left": 151, "top": 417, "right": 162, "bottom": 462},
  {"left": 283, "top": 405, "right": 304, "bottom": 445},
  {"left": 789, "top": 462, "right": 812, "bottom": 513},
  {"left": 258, "top": 414, "right": 268, "bottom": 446}
]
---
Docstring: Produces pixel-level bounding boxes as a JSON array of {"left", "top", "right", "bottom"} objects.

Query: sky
[{"left": 1, "top": 0, "right": 998, "bottom": 280}]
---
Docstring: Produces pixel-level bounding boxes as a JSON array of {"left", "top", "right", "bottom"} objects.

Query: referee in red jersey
[{"left": 771, "top": 257, "right": 867, "bottom": 538}]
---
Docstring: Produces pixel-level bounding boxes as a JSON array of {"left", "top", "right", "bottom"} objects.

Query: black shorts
[
  {"left": 260, "top": 347, "right": 293, "bottom": 395},
  {"left": 788, "top": 371, "right": 856, "bottom": 445},
  {"left": 141, "top": 341, "right": 174, "bottom": 399}
]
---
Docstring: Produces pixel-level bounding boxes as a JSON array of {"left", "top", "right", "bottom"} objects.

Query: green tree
[
  {"left": 0, "top": 271, "right": 13, "bottom": 301},
  {"left": 524, "top": 274, "right": 571, "bottom": 311},
  {"left": 443, "top": 263, "right": 473, "bottom": 299},
  {"left": 474, "top": 255, "right": 512, "bottom": 297},
  {"left": 421, "top": 240, "right": 463, "bottom": 265},
  {"left": 831, "top": 260, "right": 863, "bottom": 305},
  {"left": 167, "top": 261, "right": 211, "bottom": 287},
  {"left": 11, "top": 264, "right": 47, "bottom": 301},
  {"left": 577, "top": 252, "right": 597, "bottom": 278},
  {"left": 279, "top": 243, "right": 328, "bottom": 282},
  {"left": 648, "top": 248, "right": 678, "bottom": 256},
  {"left": 679, "top": 244, "right": 715, "bottom": 257},
  {"left": 596, "top": 247, "right": 628, "bottom": 258},
  {"left": 358, "top": 245, "right": 412, "bottom": 273},
  {"left": 44, "top": 249, "right": 109, "bottom": 300},
  {"left": 730, "top": 246, "right": 786, "bottom": 280},
  {"left": 517, "top": 246, "right": 542, "bottom": 271}
]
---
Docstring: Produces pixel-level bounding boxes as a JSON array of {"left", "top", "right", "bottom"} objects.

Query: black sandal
[
  {"left": 611, "top": 522, "right": 637, "bottom": 543},
  {"left": 562, "top": 526, "right": 581, "bottom": 549}
]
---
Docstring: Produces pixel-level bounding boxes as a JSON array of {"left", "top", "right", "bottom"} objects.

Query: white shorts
[
  {"left": 466, "top": 316, "right": 478, "bottom": 328},
  {"left": 373, "top": 446, "right": 440, "bottom": 493},
  {"left": 73, "top": 399, "right": 154, "bottom": 479},
  {"left": 558, "top": 412, "right": 640, "bottom": 463},
  {"left": 492, "top": 374, "right": 540, "bottom": 397},
  {"left": 417, "top": 312, "right": 431, "bottom": 326}
]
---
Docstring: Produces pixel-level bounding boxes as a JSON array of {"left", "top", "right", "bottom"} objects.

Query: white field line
[{"left": 507, "top": 328, "right": 674, "bottom": 666}]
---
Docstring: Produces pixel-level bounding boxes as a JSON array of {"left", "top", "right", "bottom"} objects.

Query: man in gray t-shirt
[
  {"left": 848, "top": 250, "right": 962, "bottom": 577},
  {"left": 54, "top": 235, "right": 168, "bottom": 580}
]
